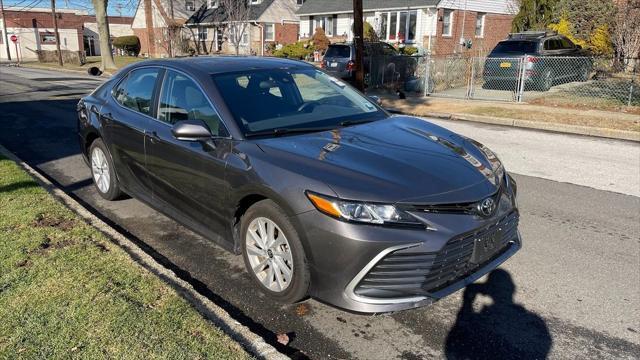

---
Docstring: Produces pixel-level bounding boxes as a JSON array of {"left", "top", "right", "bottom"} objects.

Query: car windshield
[
  {"left": 491, "top": 41, "right": 538, "bottom": 54},
  {"left": 325, "top": 45, "right": 351, "bottom": 58},
  {"left": 211, "top": 68, "right": 386, "bottom": 137}
]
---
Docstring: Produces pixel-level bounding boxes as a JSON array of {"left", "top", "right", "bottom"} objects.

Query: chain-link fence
[{"left": 367, "top": 54, "right": 639, "bottom": 109}]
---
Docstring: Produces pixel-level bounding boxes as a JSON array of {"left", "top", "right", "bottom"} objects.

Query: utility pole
[
  {"left": 51, "top": 0, "right": 63, "bottom": 66},
  {"left": 0, "top": 0, "right": 11, "bottom": 60},
  {"left": 352, "top": 0, "right": 364, "bottom": 91}
]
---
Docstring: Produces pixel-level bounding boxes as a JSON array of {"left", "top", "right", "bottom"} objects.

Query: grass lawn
[
  {"left": 22, "top": 55, "right": 144, "bottom": 72},
  {"left": 0, "top": 155, "right": 250, "bottom": 359}
]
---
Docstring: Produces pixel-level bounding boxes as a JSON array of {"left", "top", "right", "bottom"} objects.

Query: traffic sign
[{"left": 10, "top": 34, "right": 17, "bottom": 43}]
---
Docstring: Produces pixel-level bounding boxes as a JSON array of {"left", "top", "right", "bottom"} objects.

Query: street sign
[{"left": 10, "top": 34, "right": 17, "bottom": 42}]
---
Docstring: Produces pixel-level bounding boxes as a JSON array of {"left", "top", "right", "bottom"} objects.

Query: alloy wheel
[
  {"left": 91, "top": 147, "right": 110, "bottom": 194},
  {"left": 245, "top": 217, "right": 294, "bottom": 292}
]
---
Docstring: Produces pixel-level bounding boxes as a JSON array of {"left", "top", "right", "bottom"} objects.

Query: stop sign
[{"left": 10, "top": 34, "right": 17, "bottom": 42}]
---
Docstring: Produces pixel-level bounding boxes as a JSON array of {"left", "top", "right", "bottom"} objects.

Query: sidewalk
[{"left": 375, "top": 93, "right": 640, "bottom": 142}]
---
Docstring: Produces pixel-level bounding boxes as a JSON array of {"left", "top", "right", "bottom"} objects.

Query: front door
[
  {"left": 103, "top": 67, "right": 162, "bottom": 199},
  {"left": 144, "top": 69, "right": 231, "bottom": 243}
]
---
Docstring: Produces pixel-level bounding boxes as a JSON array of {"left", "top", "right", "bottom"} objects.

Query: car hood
[{"left": 254, "top": 116, "right": 504, "bottom": 204}]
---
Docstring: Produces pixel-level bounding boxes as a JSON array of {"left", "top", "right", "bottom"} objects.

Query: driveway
[{"left": 1, "top": 66, "right": 639, "bottom": 359}]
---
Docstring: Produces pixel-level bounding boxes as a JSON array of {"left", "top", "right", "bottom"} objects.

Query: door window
[
  {"left": 559, "top": 37, "right": 575, "bottom": 49},
  {"left": 114, "top": 68, "right": 160, "bottom": 116},
  {"left": 157, "top": 71, "right": 228, "bottom": 137}
]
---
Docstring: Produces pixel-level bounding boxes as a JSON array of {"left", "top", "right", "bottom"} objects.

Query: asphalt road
[{"left": 1, "top": 66, "right": 639, "bottom": 360}]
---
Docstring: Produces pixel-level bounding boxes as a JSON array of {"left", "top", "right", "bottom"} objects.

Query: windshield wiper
[
  {"left": 339, "top": 119, "right": 374, "bottom": 127},
  {"left": 245, "top": 126, "right": 334, "bottom": 138}
]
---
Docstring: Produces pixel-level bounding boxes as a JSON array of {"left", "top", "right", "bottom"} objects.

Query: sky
[{"left": 3, "top": 0, "right": 138, "bottom": 17}]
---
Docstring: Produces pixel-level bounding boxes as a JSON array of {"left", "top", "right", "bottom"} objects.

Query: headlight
[{"left": 306, "top": 192, "right": 422, "bottom": 227}]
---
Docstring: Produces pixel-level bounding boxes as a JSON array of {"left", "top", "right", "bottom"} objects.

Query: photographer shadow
[{"left": 445, "top": 269, "right": 552, "bottom": 360}]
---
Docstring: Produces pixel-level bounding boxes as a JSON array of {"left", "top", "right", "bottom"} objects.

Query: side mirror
[
  {"left": 369, "top": 95, "right": 382, "bottom": 106},
  {"left": 171, "top": 120, "right": 212, "bottom": 141}
]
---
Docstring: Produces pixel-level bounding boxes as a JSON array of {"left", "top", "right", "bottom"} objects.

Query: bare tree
[
  {"left": 219, "top": 0, "right": 251, "bottom": 55},
  {"left": 91, "top": 0, "right": 117, "bottom": 70},
  {"left": 613, "top": 0, "right": 640, "bottom": 71}
]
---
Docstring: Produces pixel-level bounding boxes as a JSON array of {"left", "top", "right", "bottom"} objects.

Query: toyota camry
[{"left": 77, "top": 57, "right": 521, "bottom": 312}]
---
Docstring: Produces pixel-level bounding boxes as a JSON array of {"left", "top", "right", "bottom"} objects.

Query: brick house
[
  {"left": 0, "top": 6, "right": 133, "bottom": 61},
  {"left": 296, "top": 0, "right": 516, "bottom": 56},
  {"left": 184, "top": 0, "right": 300, "bottom": 56},
  {"left": 131, "top": 0, "right": 209, "bottom": 57}
]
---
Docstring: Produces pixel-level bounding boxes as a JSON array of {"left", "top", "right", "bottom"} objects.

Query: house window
[
  {"left": 250, "top": 0, "right": 261, "bottom": 4},
  {"left": 475, "top": 13, "right": 485, "bottom": 37},
  {"left": 315, "top": 15, "right": 333, "bottom": 36},
  {"left": 40, "top": 32, "right": 57, "bottom": 45},
  {"left": 442, "top": 10, "right": 453, "bottom": 36},
  {"left": 296, "top": 0, "right": 305, "bottom": 4},
  {"left": 0, "top": 31, "right": 3, "bottom": 44},
  {"left": 185, "top": 0, "right": 195, "bottom": 11},
  {"left": 197, "top": 28, "right": 207, "bottom": 41},
  {"left": 264, "top": 24, "right": 275, "bottom": 41},
  {"left": 208, "top": 0, "right": 219, "bottom": 8},
  {"left": 379, "top": 11, "right": 417, "bottom": 42}
]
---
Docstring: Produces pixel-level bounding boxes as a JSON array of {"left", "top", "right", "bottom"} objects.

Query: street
[{"left": 1, "top": 66, "right": 639, "bottom": 359}]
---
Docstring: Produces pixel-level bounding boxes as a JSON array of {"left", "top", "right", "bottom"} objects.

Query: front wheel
[
  {"left": 89, "top": 138, "right": 122, "bottom": 200},
  {"left": 241, "top": 200, "right": 310, "bottom": 303}
]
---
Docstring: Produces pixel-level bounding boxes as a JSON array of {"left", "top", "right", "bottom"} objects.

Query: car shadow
[{"left": 445, "top": 269, "right": 552, "bottom": 360}]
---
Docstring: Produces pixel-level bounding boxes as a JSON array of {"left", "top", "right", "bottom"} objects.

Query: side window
[
  {"left": 560, "top": 37, "right": 574, "bottom": 49},
  {"left": 114, "top": 68, "right": 159, "bottom": 116},
  {"left": 382, "top": 43, "right": 397, "bottom": 56},
  {"left": 158, "top": 71, "right": 228, "bottom": 137}
]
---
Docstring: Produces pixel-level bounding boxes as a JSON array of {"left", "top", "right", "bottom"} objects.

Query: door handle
[{"left": 145, "top": 130, "right": 159, "bottom": 144}]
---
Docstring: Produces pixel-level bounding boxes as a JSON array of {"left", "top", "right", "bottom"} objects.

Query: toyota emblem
[{"left": 477, "top": 198, "right": 495, "bottom": 217}]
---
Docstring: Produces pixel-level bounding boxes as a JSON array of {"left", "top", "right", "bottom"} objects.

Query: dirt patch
[
  {"left": 33, "top": 214, "right": 76, "bottom": 231},
  {"left": 15, "top": 259, "right": 32, "bottom": 268}
]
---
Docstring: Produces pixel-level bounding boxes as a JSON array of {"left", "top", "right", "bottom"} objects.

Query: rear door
[
  {"left": 144, "top": 69, "right": 232, "bottom": 244},
  {"left": 104, "top": 67, "right": 162, "bottom": 199}
]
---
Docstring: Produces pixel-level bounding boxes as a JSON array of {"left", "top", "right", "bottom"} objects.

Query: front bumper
[{"left": 296, "top": 185, "right": 521, "bottom": 313}]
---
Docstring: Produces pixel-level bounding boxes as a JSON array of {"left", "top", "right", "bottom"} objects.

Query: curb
[
  {"left": 0, "top": 143, "right": 289, "bottom": 360},
  {"left": 386, "top": 107, "right": 640, "bottom": 142}
]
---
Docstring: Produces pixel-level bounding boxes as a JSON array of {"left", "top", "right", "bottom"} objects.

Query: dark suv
[
  {"left": 322, "top": 42, "right": 418, "bottom": 87},
  {"left": 483, "top": 31, "right": 592, "bottom": 91}
]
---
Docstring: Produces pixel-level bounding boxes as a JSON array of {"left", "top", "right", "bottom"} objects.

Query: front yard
[{"left": 0, "top": 155, "right": 249, "bottom": 359}]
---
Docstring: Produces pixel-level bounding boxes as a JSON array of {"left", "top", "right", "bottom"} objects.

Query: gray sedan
[{"left": 77, "top": 57, "right": 520, "bottom": 312}]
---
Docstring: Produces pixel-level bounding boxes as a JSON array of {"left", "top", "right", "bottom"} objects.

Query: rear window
[
  {"left": 325, "top": 45, "right": 351, "bottom": 58},
  {"left": 491, "top": 41, "right": 538, "bottom": 54}
]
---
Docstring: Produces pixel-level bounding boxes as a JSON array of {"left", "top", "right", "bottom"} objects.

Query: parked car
[
  {"left": 322, "top": 42, "right": 419, "bottom": 88},
  {"left": 77, "top": 57, "right": 521, "bottom": 313},
  {"left": 483, "top": 31, "right": 592, "bottom": 91}
]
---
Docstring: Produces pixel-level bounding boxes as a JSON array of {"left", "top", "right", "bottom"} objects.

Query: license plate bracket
[
  {"left": 500, "top": 62, "right": 512, "bottom": 68},
  {"left": 470, "top": 227, "right": 504, "bottom": 264},
  {"left": 330, "top": 62, "right": 338, "bottom": 68}
]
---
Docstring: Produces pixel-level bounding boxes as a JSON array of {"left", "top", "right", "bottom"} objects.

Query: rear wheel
[
  {"left": 89, "top": 138, "right": 122, "bottom": 200},
  {"left": 241, "top": 200, "right": 309, "bottom": 303}
]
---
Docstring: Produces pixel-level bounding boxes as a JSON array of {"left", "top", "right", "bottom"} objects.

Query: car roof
[{"left": 122, "top": 56, "right": 313, "bottom": 77}]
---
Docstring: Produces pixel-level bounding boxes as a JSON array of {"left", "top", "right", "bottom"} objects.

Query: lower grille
[{"left": 354, "top": 212, "right": 519, "bottom": 299}]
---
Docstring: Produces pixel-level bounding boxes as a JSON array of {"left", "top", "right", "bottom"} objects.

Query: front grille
[
  {"left": 410, "top": 180, "right": 505, "bottom": 216},
  {"left": 354, "top": 212, "right": 519, "bottom": 299}
]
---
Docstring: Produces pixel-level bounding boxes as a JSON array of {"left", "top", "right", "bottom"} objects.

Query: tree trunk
[{"left": 92, "top": 0, "right": 117, "bottom": 70}]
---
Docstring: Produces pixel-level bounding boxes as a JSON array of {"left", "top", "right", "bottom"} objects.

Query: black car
[
  {"left": 77, "top": 57, "right": 521, "bottom": 313},
  {"left": 483, "top": 31, "right": 592, "bottom": 91},
  {"left": 322, "top": 42, "right": 418, "bottom": 87}
]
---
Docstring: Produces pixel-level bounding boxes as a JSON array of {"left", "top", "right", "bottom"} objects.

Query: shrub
[
  {"left": 400, "top": 46, "right": 418, "bottom": 56},
  {"left": 272, "top": 41, "right": 315, "bottom": 60},
  {"left": 112, "top": 35, "right": 141, "bottom": 56},
  {"left": 364, "top": 21, "right": 378, "bottom": 41},
  {"left": 311, "top": 27, "right": 330, "bottom": 51}
]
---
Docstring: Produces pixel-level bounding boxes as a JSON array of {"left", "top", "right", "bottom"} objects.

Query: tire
[
  {"left": 537, "top": 69, "right": 553, "bottom": 91},
  {"left": 88, "top": 138, "right": 122, "bottom": 201},
  {"left": 241, "top": 199, "right": 310, "bottom": 303}
]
